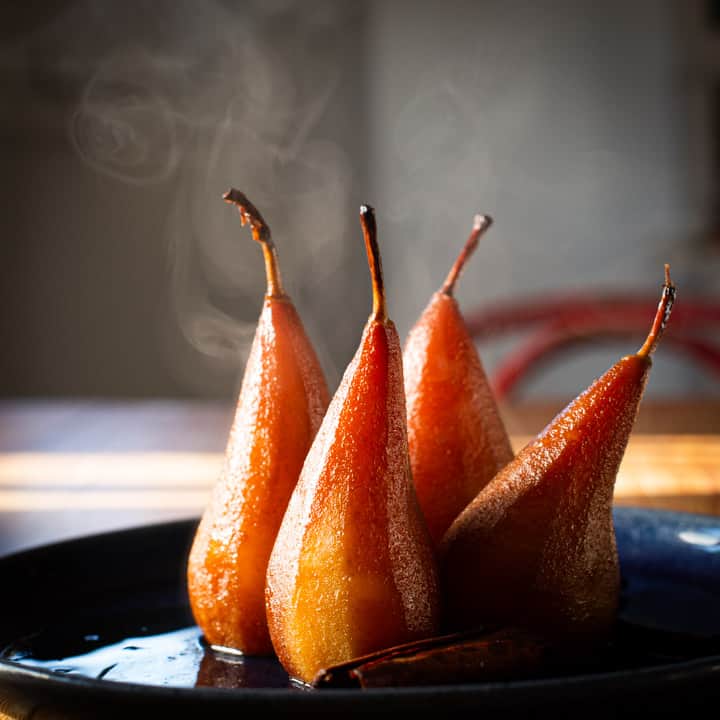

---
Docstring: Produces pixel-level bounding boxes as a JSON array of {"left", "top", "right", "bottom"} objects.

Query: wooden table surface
[{"left": 0, "top": 398, "right": 718, "bottom": 557}]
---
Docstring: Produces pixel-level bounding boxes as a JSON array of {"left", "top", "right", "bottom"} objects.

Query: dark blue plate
[{"left": 0, "top": 507, "right": 719, "bottom": 719}]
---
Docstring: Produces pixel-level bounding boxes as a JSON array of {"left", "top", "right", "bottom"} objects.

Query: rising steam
[
  {"left": 69, "top": 50, "right": 183, "bottom": 186},
  {"left": 59, "top": 0, "right": 352, "bottom": 394}
]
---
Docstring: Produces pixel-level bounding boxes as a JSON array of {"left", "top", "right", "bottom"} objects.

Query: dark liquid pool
[
  {"left": 2, "top": 604, "right": 719, "bottom": 691},
  {"left": 1, "top": 606, "right": 298, "bottom": 690}
]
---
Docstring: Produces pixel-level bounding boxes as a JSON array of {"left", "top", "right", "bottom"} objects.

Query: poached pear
[
  {"left": 439, "top": 266, "right": 677, "bottom": 642},
  {"left": 403, "top": 214, "right": 514, "bottom": 546},
  {"left": 265, "top": 205, "right": 441, "bottom": 684},
  {"left": 187, "top": 190, "right": 330, "bottom": 655}
]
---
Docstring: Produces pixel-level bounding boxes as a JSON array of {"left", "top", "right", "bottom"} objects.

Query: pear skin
[
  {"left": 439, "top": 266, "right": 677, "bottom": 641},
  {"left": 404, "top": 215, "right": 514, "bottom": 546},
  {"left": 187, "top": 190, "right": 330, "bottom": 656},
  {"left": 265, "top": 205, "right": 441, "bottom": 684}
]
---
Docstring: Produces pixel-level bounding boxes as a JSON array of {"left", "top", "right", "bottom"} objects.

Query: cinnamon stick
[
  {"left": 310, "top": 620, "right": 720, "bottom": 689},
  {"left": 311, "top": 627, "right": 556, "bottom": 689}
]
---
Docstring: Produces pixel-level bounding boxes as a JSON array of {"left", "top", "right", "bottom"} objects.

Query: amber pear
[
  {"left": 403, "top": 215, "right": 514, "bottom": 546},
  {"left": 439, "top": 266, "right": 677, "bottom": 641},
  {"left": 187, "top": 190, "right": 330, "bottom": 656},
  {"left": 265, "top": 205, "right": 441, "bottom": 684}
]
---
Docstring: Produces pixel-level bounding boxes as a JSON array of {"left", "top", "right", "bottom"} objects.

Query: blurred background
[
  {"left": 1, "top": 0, "right": 720, "bottom": 560},
  {"left": 2, "top": 0, "right": 720, "bottom": 404}
]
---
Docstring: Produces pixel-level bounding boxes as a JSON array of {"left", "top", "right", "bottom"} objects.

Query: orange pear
[
  {"left": 265, "top": 205, "right": 441, "bottom": 684},
  {"left": 403, "top": 215, "right": 514, "bottom": 546},
  {"left": 187, "top": 190, "right": 330, "bottom": 656},
  {"left": 439, "top": 266, "right": 677, "bottom": 641}
]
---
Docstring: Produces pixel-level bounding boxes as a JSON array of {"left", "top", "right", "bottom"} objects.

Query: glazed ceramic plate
[{"left": 0, "top": 507, "right": 719, "bottom": 719}]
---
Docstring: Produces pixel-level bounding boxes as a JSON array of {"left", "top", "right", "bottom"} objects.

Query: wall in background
[
  {"left": 368, "top": 0, "right": 720, "bottom": 400},
  {"left": 1, "top": 1, "right": 370, "bottom": 398},
  {"left": 2, "top": 0, "right": 718, "bottom": 403}
]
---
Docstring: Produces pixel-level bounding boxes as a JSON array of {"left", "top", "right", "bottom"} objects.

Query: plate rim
[{"left": 1, "top": 505, "right": 719, "bottom": 702}]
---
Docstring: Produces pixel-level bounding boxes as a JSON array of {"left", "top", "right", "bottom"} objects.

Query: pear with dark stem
[
  {"left": 403, "top": 214, "right": 514, "bottom": 547},
  {"left": 265, "top": 205, "right": 441, "bottom": 685},
  {"left": 187, "top": 189, "right": 330, "bottom": 656},
  {"left": 439, "top": 265, "right": 677, "bottom": 641}
]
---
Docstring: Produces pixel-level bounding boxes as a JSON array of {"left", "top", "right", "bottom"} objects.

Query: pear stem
[
  {"left": 441, "top": 214, "right": 493, "bottom": 296},
  {"left": 360, "top": 204, "right": 387, "bottom": 323},
  {"left": 223, "top": 188, "right": 285, "bottom": 298},
  {"left": 637, "top": 264, "right": 676, "bottom": 359}
]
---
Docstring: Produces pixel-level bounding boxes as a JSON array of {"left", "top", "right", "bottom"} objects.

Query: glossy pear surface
[
  {"left": 404, "top": 290, "right": 514, "bottom": 545},
  {"left": 440, "top": 352, "right": 651, "bottom": 640},
  {"left": 265, "top": 317, "right": 441, "bottom": 684},
  {"left": 187, "top": 296, "right": 329, "bottom": 655}
]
